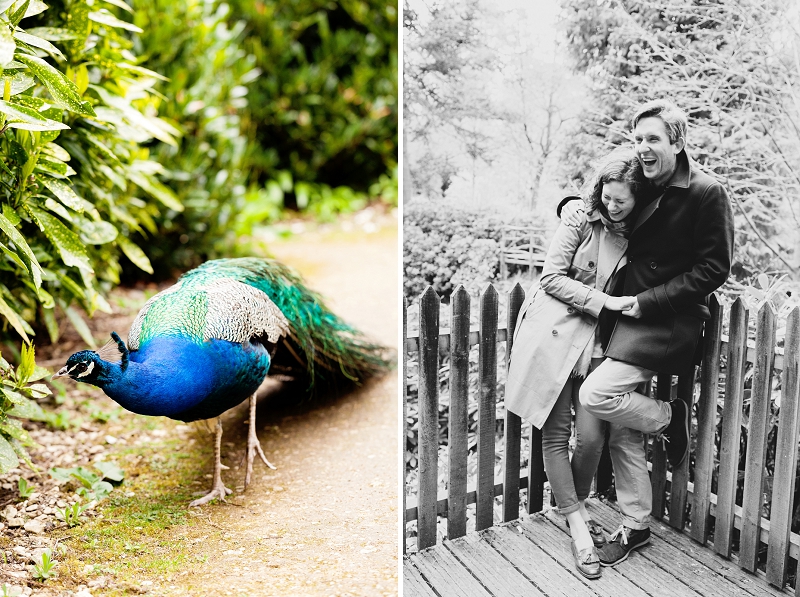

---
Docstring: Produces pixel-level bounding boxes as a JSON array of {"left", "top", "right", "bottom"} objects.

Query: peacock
[{"left": 53, "top": 258, "right": 389, "bottom": 506}]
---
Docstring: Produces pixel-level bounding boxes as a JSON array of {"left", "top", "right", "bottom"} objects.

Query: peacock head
[
  {"left": 53, "top": 351, "right": 106, "bottom": 385},
  {"left": 53, "top": 332, "right": 130, "bottom": 386}
]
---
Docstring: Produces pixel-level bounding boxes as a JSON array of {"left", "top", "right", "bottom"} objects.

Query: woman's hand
[
  {"left": 605, "top": 296, "right": 637, "bottom": 312},
  {"left": 561, "top": 199, "right": 586, "bottom": 227}
]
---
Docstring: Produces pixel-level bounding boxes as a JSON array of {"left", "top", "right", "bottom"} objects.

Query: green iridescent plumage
[{"left": 129, "top": 257, "right": 390, "bottom": 395}]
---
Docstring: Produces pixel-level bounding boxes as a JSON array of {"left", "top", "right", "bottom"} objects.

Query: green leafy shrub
[
  {"left": 0, "top": 0, "right": 183, "bottom": 345},
  {"left": 0, "top": 343, "right": 50, "bottom": 473},
  {"left": 229, "top": 0, "right": 398, "bottom": 211},
  {"left": 124, "top": 0, "right": 257, "bottom": 277}
]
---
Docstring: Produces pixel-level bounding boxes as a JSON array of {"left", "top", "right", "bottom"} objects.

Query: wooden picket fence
[{"left": 404, "top": 282, "right": 800, "bottom": 590}]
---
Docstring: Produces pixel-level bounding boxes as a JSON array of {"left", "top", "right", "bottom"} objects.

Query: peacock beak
[{"left": 52, "top": 366, "right": 69, "bottom": 378}]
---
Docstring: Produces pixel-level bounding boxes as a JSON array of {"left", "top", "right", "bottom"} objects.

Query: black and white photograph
[{"left": 403, "top": 0, "right": 800, "bottom": 595}]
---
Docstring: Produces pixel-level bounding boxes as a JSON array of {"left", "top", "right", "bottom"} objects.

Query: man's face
[{"left": 633, "top": 116, "right": 684, "bottom": 187}]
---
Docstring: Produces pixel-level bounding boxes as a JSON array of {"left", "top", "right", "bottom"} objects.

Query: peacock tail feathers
[{"left": 128, "top": 258, "right": 389, "bottom": 395}]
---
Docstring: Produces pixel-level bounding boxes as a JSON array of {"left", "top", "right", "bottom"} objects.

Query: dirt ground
[
  {"left": 0, "top": 209, "right": 399, "bottom": 596},
  {"left": 188, "top": 214, "right": 400, "bottom": 596}
]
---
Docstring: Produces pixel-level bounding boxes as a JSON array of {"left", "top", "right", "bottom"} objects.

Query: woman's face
[{"left": 601, "top": 181, "right": 636, "bottom": 222}]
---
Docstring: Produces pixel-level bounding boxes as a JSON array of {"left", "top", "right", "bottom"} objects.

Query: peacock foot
[
  {"left": 245, "top": 393, "right": 276, "bottom": 489},
  {"left": 189, "top": 481, "right": 233, "bottom": 507},
  {"left": 189, "top": 417, "right": 233, "bottom": 507}
]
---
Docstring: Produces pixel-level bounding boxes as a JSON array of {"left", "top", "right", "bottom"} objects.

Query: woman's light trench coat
[{"left": 505, "top": 210, "right": 628, "bottom": 429}]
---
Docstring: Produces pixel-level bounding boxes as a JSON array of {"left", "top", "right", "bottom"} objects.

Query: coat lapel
[{"left": 596, "top": 226, "right": 627, "bottom": 292}]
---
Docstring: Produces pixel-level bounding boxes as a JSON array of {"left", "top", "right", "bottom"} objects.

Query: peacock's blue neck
[{"left": 98, "top": 336, "right": 270, "bottom": 418}]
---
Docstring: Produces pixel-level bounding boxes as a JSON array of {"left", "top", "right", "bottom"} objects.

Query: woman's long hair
[{"left": 582, "top": 148, "right": 648, "bottom": 217}]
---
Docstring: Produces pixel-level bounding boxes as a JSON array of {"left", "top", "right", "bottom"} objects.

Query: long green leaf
[
  {"left": 41, "top": 306, "right": 57, "bottom": 342},
  {"left": 8, "top": 0, "right": 29, "bottom": 27},
  {"left": 0, "top": 100, "right": 69, "bottom": 129},
  {"left": 0, "top": 239, "right": 26, "bottom": 270},
  {"left": 127, "top": 170, "right": 183, "bottom": 211},
  {"left": 42, "top": 178, "right": 83, "bottom": 211},
  {"left": 14, "top": 30, "right": 65, "bottom": 61},
  {"left": 100, "top": 0, "right": 132, "bottom": 13},
  {"left": 0, "top": 434, "right": 19, "bottom": 473},
  {"left": 63, "top": 304, "right": 95, "bottom": 348},
  {"left": 24, "top": 27, "right": 82, "bottom": 41},
  {"left": 0, "top": 212, "right": 42, "bottom": 288},
  {"left": 116, "top": 234, "right": 153, "bottom": 273},
  {"left": 16, "top": 54, "right": 95, "bottom": 116},
  {"left": 26, "top": 206, "right": 93, "bottom": 272},
  {"left": 0, "top": 0, "right": 17, "bottom": 15},
  {"left": 88, "top": 10, "right": 142, "bottom": 33},
  {"left": 80, "top": 220, "right": 117, "bottom": 244},
  {"left": 16, "top": 341, "right": 33, "bottom": 384},
  {"left": 8, "top": 396, "right": 45, "bottom": 420},
  {"left": 0, "top": 21, "right": 16, "bottom": 66},
  {"left": 0, "top": 293, "right": 29, "bottom": 341}
]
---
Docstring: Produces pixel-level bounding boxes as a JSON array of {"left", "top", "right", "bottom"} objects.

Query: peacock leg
[
  {"left": 189, "top": 418, "right": 233, "bottom": 507},
  {"left": 245, "top": 392, "right": 276, "bottom": 488}
]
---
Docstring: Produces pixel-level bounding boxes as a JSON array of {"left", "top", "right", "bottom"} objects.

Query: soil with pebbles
[{"left": 0, "top": 208, "right": 398, "bottom": 596}]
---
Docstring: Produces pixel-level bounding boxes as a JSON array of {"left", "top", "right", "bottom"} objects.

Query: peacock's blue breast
[{"left": 103, "top": 336, "right": 270, "bottom": 421}]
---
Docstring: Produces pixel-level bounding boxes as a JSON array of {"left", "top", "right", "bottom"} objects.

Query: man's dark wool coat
[{"left": 560, "top": 149, "right": 734, "bottom": 373}]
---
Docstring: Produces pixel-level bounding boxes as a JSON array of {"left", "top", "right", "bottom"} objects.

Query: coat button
[
  {"left": 567, "top": 307, "right": 574, "bottom": 314},
  {"left": 650, "top": 261, "right": 657, "bottom": 269},
  {"left": 588, "top": 261, "right": 595, "bottom": 268},
  {"left": 552, "top": 330, "right": 558, "bottom": 336}
]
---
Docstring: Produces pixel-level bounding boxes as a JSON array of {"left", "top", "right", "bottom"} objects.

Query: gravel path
[
  {"left": 0, "top": 211, "right": 399, "bottom": 597},
  {"left": 177, "top": 218, "right": 399, "bottom": 596}
]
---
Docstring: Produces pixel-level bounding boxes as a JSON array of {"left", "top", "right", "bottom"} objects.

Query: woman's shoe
[
  {"left": 565, "top": 518, "right": 607, "bottom": 547},
  {"left": 571, "top": 541, "right": 601, "bottom": 579},
  {"left": 586, "top": 519, "right": 607, "bottom": 547}
]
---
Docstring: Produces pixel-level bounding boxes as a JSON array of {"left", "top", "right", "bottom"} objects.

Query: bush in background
[
  {"left": 125, "top": 0, "right": 257, "bottom": 278},
  {"left": 404, "top": 201, "right": 548, "bottom": 300},
  {"left": 229, "top": 0, "right": 398, "bottom": 214}
]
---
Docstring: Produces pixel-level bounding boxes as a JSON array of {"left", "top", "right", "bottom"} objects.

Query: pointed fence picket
[{"left": 404, "top": 283, "right": 800, "bottom": 591}]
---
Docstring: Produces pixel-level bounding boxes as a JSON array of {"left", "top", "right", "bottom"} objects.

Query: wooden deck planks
[
  {"left": 403, "top": 558, "right": 440, "bottom": 597},
  {"left": 404, "top": 496, "right": 793, "bottom": 597},
  {"left": 482, "top": 525, "right": 600, "bottom": 597},
  {"left": 410, "top": 544, "right": 493, "bottom": 596},
  {"left": 446, "top": 533, "right": 547, "bottom": 597},
  {"left": 585, "top": 501, "right": 786, "bottom": 597},
  {"left": 517, "top": 516, "right": 651, "bottom": 597}
]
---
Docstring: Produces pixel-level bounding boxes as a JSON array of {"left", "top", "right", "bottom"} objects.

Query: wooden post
[
  {"left": 766, "top": 307, "right": 800, "bottom": 587},
  {"left": 403, "top": 297, "right": 408, "bottom": 554},
  {"left": 503, "top": 284, "right": 525, "bottom": 522},
  {"left": 668, "top": 369, "right": 696, "bottom": 530},
  {"left": 714, "top": 297, "right": 748, "bottom": 558},
  {"left": 739, "top": 302, "right": 776, "bottom": 572},
  {"left": 476, "top": 285, "right": 498, "bottom": 531},
  {"left": 417, "top": 287, "right": 441, "bottom": 550},
  {"left": 650, "top": 373, "right": 671, "bottom": 520},
  {"left": 500, "top": 228, "right": 507, "bottom": 281},
  {"left": 691, "top": 295, "right": 723, "bottom": 544},
  {"left": 447, "top": 286, "right": 470, "bottom": 539}
]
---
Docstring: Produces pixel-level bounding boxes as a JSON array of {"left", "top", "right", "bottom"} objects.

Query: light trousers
[{"left": 541, "top": 359, "right": 652, "bottom": 529}]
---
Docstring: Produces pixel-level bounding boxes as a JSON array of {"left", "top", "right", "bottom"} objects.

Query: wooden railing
[{"left": 403, "top": 283, "right": 800, "bottom": 591}]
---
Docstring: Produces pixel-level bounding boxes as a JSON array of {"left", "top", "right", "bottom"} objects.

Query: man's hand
[
  {"left": 561, "top": 199, "right": 586, "bottom": 228},
  {"left": 604, "top": 296, "right": 637, "bottom": 312},
  {"left": 621, "top": 298, "right": 642, "bottom": 319}
]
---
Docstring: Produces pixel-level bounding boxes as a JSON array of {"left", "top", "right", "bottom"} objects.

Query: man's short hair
[{"left": 631, "top": 100, "right": 688, "bottom": 146}]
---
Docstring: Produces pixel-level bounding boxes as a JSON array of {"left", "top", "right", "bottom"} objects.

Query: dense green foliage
[
  {"left": 0, "top": 343, "right": 51, "bottom": 472},
  {"left": 0, "top": 0, "right": 181, "bottom": 346},
  {"left": 128, "top": 0, "right": 256, "bottom": 277},
  {"left": 229, "top": 0, "right": 398, "bottom": 208}
]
